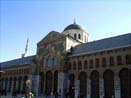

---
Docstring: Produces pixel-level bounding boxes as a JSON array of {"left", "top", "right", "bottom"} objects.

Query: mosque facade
[{"left": 0, "top": 22, "right": 131, "bottom": 98}]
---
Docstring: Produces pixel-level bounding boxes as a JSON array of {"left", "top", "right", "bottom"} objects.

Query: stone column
[
  {"left": 58, "top": 72, "right": 64, "bottom": 98},
  {"left": 6, "top": 79, "right": 9, "bottom": 93},
  {"left": 21, "top": 77, "right": 24, "bottom": 93},
  {"left": 67, "top": 79, "right": 70, "bottom": 93},
  {"left": 0, "top": 80, "right": 2, "bottom": 90},
  {"left": 87, "top": 79, "right": 91, "bottom": 98},
  {"left": 52, "top": 74, "right": 54, "bottom": 93},
  {"left": 75, "top": 80, "right": 79, "bottom": 98},
  {"left": 5, "top": 79, "right": 7, "bottom": 92},
  {"left": 28, "top": 75, "right": 32, "bottom": 91},
  {"left": 31, "top": 75, "right": 40, "bottom": 96},
  {"left": 11, "top": 79, "right": 14, "bottom": 94},
  {"left": 99, "top": 78, "right": 104, "bottom": 98},
  {"left": 3, "top": 79, "right": 5, "bottom": 90},
  {"left": 16, "top": 78, "right": 18, "bottom": 92},
  {"left": 114, "top": 76, "right": 121, "bottom": 98}
]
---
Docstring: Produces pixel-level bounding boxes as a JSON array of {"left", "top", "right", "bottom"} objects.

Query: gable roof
[
  {"left": 37, "top": 31, "right": 66, "bottom": 46},
  {"left": 0, "top": 55, "right": 36, "bottom": 68},
  {"left": 70, "top": 33, "right": 131, "bottom": 56}
]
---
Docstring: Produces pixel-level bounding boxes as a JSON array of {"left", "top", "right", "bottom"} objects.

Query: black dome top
[{"left": 63, "top": 23, "right": 84, "bottom": 31}]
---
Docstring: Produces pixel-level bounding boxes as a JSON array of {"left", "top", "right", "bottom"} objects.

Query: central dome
[{"left": 63, "top": 23, "right": 84, "bottom": 31}]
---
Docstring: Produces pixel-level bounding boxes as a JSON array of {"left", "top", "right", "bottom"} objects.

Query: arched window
[
  {"left": 69, "top": 74, "right": 75, "bottom": 98},
  {"left": 43, "top": 59, "right": 46, "bottom": 67},
  {"left": 74, "top": 33, "right": 76, "bottom": 39},
  {"left": 125, "top": 55, "right": 131, "bottom": 64},
  {"left": 95, "top": 58, "right": 100, "bottom": 68},
  {"left": 46, "top": 58, "right": 48, "bottom": 66},
  {"left": 45, "top": 71, "right": 53, "bottom": 95},
  {"left": 48, "top": 57, "right": 52, "bottom": 67},
  {"left": 102, "top": 57, "right": 107, "bottom": 67},
  {"left": 54, "top": 57, "right": 58, "bottom": 66},
  {"left": 78, "top": 61, "right": 82, "bottom": 70},
  {"left": 103, "top": 70, "right": 114, "bottom": 98},
  {"left": 73, "top": 61, "right": 76, "bottom": 70},
  {"left": 78, "top": 34, "right": 81, "bottom": 39},
  {"left": 52, "top": 58, "right": 54, "bottom": 66},
  {"left": 89, "top": 59, "right": 94, "bottom": 68},
  {"left": 119, "top": 68, "right": 131, "bottom": 98},
  {"left": 117, "top": 55, "right": 122, "bottom": 65},
  {"left": 110, "top": 56, "right": 114, "bottom": 66},
  {"left": 84, "top": 60, "right": 88, "bottom": 69},
  {"left": 90, "top": 71, "right": 99, "bottom": 98},
  {"left": 79, "top": 71, "right": 87, "bottom": 97},
  {"left": 68, "top": 62, "right": 72, "bottom": 70}
]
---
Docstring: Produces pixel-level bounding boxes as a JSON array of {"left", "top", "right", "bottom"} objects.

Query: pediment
[{"left": 37, "top": 31, "right": 65, "bottom": 46}]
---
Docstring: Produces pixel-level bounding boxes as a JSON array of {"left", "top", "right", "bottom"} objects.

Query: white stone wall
[
  {"left": 63, "top": 29, "right": 88, "bottom": 43},
  {"left": 66, "top": 36, "right": 81, "bottom": 51}
]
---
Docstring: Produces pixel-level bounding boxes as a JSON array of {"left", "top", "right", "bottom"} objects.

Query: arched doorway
[
  {"left": 103, "top": 70, "right": 114, "bottom": 98},
  {"left": 119, "top": 68, "right": 131, "bottom": 98},
  {"left": 45, "top": 71, "right": 53, "bottom": 95},
  {"left": 39, "top": 72, "right": 44, "bottom": 95},
  {"left": 54, "top": 70, "right": 58, "bottom": 93},
  {"left": 5, "top": 78, "right": 8, "bottom": 93},
  {"left": 13, "top": 77, "right": 17, "bottom": 93},
  {"left": 79, "top": 71, "right": 87, "bottom": 97},
  {"left": 8, "top": 77, "right": 12, "bottom": 93},
  {"left": 17, "top": 77, "right": 22, "bottom": 94},
  {"left": 90, "top": 70, "right": 99, "bottom": 98},
  {"left": 68, "top": 74, "right": 75, "bottom": 98},
  {"left": 22, "top": 76, "right": 28, "bottom": 94}
]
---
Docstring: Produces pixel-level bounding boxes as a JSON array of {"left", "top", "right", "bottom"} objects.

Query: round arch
[
  {"left": 53, "top": 70, "right": 58, "bottom": 93},
  {"left": 13, "top": 77, "right": 17, "bottom": 93},
  {"left": 8, "top": 77, "right": 12, "bottom": 93},
  {"left": 103, "top": 69, "right": 114, "bottom": 98},
  {"left": 5, "top": 78, "right": 8, "bottom": 92},
  {"left": 90, "top": 70, "right": 99, "bottom": 98},
  {"left": 39, "top": 72, "right": 44, "bottom": 94},
  {"left": 17, "top": 76, "right": 22, "bottom": 94},
  {"left": 68, "top": 73, "right": 75, "bottom": 98},
  {"left": 119, "top": 68, "right": 131, "bottom": 98},
  {"left": 45, "top": 71, "right": 53, "bottom": 95},
  {"left": 79, "top": 71, "right": 87, "bottom": 97},
  {"left": 22, "top": 76, "right": 28, "bottom": 94}
]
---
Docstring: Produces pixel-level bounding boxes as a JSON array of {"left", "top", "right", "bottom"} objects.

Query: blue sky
[{"left": 0, "top": 0, "right": 131, "bottom": 62}]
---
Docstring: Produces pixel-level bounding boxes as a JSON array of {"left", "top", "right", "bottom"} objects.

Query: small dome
[{"left": 63, "top": 23, "right": 84, "bottom": 31}]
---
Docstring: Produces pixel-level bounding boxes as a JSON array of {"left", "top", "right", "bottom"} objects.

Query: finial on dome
[{"left": 74, "top": 18, "right": 76, "bottom": 24}]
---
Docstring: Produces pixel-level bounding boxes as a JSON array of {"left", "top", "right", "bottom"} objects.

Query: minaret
[
  {"left": 21, "top": 38, "right": 29, "bottom": 58},
  {"left": 74, "top": 18, "right": 76, "bottom": 24},
  {"left": 25, "top": 38, "right": 29, "bottom": 55}
]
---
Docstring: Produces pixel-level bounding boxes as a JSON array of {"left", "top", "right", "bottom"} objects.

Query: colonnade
[
  {"left": 68, "top": 68, "right": 131, "bottom": 98},
  {"left": 0, "top": 75, "right": 31, "bottom": 95}
]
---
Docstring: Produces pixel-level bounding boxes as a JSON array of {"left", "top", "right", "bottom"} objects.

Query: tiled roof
[
  {"left": 0, "top": 55, "right": 36, "bottom": 68},
  {"left": 71, "top": 33, "right": 131, "bottom": 56}
]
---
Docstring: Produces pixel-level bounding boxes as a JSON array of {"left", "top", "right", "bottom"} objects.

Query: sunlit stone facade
[{"left": 0, "top": 22, "right": 131, "bottom": 98}]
